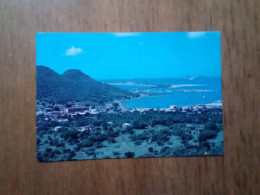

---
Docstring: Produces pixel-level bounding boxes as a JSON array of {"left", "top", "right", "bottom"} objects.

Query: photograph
[{"left": 36, "top": 32, "right": 223, "bottom": 162}]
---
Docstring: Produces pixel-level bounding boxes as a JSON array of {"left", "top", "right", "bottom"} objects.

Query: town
[{"left": 37, "top": 100, "right": 222, "bottom": 134}]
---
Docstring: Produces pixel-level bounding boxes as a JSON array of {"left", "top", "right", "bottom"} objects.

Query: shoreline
[{"left": 116, "top": 96, "right": 222, "bottom": 112}]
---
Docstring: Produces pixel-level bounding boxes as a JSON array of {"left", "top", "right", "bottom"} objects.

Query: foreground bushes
[
  {"left": 199, "top": 130, "right": 217, "bottom": 142},
  {"left": 124, "top": 152, "right": 135, "bottom": 158},
  {"left": 37, "top": 108, "right": 223, "bottom": 161}
]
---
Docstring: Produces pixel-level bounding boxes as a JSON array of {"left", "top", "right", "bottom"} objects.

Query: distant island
[{"left": 36, "top": 66, "right": 224, "bottom": 162}]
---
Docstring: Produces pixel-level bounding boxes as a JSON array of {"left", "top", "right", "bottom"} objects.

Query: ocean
[{"left": 105, "top": 77, "right": 222, "bottom": 109}]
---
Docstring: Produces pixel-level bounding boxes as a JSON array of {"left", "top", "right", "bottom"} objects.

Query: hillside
[{"left": 36, "top": 66, "right": 134, "bottom": 103}]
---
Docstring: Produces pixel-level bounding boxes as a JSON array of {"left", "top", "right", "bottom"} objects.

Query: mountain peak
[
  {"left": 63, "top": 69, "right": 91, "bottom": 80},
  {"left": 36, "top": 66, "right": 133, "bottom": 103},
  {"left": 37, "top": 65, "right": 60, "bottom": 77}
]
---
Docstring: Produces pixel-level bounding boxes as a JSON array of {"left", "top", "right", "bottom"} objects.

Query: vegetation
[
  {"left": 37, "top": 109, "right": 223, "bottom": 162},
  {"left": 36, "top": 66, "right": 136, "bottom": 103}
]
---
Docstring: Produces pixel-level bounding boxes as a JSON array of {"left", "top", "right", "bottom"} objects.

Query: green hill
[{"left": 36, "top": 66, "right": 134, "bottom": 103}]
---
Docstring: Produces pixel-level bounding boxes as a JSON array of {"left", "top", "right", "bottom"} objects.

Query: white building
[{"left": 122, "top": 123, "right": 131, "bottom": 129}]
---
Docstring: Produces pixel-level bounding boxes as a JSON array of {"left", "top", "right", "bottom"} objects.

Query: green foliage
[
  {"left": 36, "top": 104, "right": 224, "bottom": 161},
  {"left": 37, "top": 66, "right": 134, "bottom": 103},
  {"left": 130, "top": 133, "right": 149, "bottom": 141},
  {"left": 181, "top": 134, "right": 193, "bottom": 141},
  {"left": 204, "top": 122, "right": 218, "bottom": 131},
  {"left": 152, "top": 134, "right": 169, "bottom": 142},
  {"left": 124, "top": 152, "right": 135, "bottom": 158},
  {"left": 134, "top": 140, "right": 143, "bottom": 146},
  {"left": 78, "top": 140, "right": 95, "bottom": 148},
  {"left": 172, "top": 129, "right": 183, "bottom": 136},
  {"left": 61, "top": 130, "right": 79, "bottom": 140},
  {"left": 133, "top": 120, "right": 148, "bottom": 129},
  {"left": 113, "top": 151, "right": 120, "bottom": 156},
  {"left": 199, "top": 130, "right": 217, "bottom": 142}
]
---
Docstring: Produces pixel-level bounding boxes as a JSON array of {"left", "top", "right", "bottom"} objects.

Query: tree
[
  {"left": 53, "top": 106, "right": 60, "bottom": 111},
  {"left": 199, "top": 130, "right": 217, "bottom": 142},
  {"left": 124, "top": 152, "right": 134, "bottom": 158},
  {"left": 204, "top": 122, "right": 218, "bottom": 131}
]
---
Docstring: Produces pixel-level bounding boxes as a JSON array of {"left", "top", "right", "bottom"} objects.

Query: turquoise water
[{"left": 106, "top": 77, "right": 222, "bottom": 109}]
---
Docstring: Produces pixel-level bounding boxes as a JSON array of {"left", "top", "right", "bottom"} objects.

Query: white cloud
[
  {"left": 114, "top": 33, "right": 140, "bottom": 37},
  {"left": 65, "top": 46, "right": 83, "bottom": 56},
  {"left": 187, "top": 32, "right": 206, "bottom": 38}
]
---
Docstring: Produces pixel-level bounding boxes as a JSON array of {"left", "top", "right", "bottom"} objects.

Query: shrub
[
  {"left": 95, "top": 142, "right": 104, "bottom": 148},
  {"left": 148, "top": 147, "right": 154, "bottom": 152},
  {"left": 85, "top": 148, "right": 95, "bottom": 155},
  {"left": 134, "top": 140, "right": 143, "bottom": 146},
  {"left": 161, "top": 130, "right": 172, "bottom": 136},
  {"left": 53, "top": 149, "right": 62, "bottom": 155},
  {"left": 50, "top": 138, "right": 60, "bottom": 146},
  {"left": 113, "top": 151, "right": 120, "bottom": 156},
  {"left": 199, "top": 141, "right": 211, "bottom": 150},
  {"left": 67, "top": 151, "right": 76, "bottom": 160},
  {"left": 124, "top": 152, "right": 135, "bottom": 158},
  {"left": 58, "top": 143, "right": 65, "bottom": 147},
  {"left": 153, "top": 150, "right": 159, "bottom": 155},
  {"left": 79, "top": 140, "right": 95, "bottom": 148},
  {"left": 181, "top": 134, "right": 193, "bottom": 141},
  {"left": 107, "top": 131, "right": 119, "bottom": 138},
  {"left": 161, "top": 146, "right": 170, "bottom": 153},
  {"left": 49, "top": 152, "right": 55, "bottom": 158},
  {"left": 53, "top": 106, "right": 60, "bottom": 111},
  {"left": 129, "top": 130, "right": 134, "bottom": 135},
  {"left": 45, "top": 148, "right": 52, "bottom": 153},
  {"left": 93, "top": 134, "right": 107, "bottom": 142},
  {"left": 37, "top": 152, "right": 43, "bottom": 161},
  {"left": 107, "top": 137, "right": 114, "bottom": 144},
  {"left": 37, "top": 137, "right": 41, "bottom": 145},
  {"left": 62, "top": 130, "right": 79, "bottom": 140},
  {"left": 204, "top": 122, "right": 218, "bottom": 131},
  {"left": 151, "top": 120, "right": 162, "bottom": 127},
  {"left": 172, "top": 129, "right": 183, "bottom": 136},
  {"left": 152, "top": 134, "right": 169, "bottom": 142},
  {"left": 133, "top": 121, "right": 147, "bottom": 129},
  {"left": 130, "top": 134, "right": 148, "bottom": 141},
  {"left": 63, "top": 148, "right": 71, "bottom": 153},
  {"left": 125, "top": 126, "right": 134, "bottom": 131},
  {"left": 199, "top": 130, "right": 217, "bottom": 142}
]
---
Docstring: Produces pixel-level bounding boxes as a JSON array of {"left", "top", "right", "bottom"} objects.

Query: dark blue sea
[{"left": 105, "top": 77, "right": 222, "bottom": 109}]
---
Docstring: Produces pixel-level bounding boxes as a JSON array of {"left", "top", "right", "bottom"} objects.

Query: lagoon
[{"left": 107, "top": 77, "right": 222, "bottom": 108}]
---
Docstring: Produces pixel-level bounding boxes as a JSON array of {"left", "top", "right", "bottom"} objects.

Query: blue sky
[{"left": 36, "top": 32, "right": 221, "bottom": 80}]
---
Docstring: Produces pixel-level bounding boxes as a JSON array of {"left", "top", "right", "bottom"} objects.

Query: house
[
  {"left": 89, "top": 108, "right": 99, "bottom": 114},
  {"left": 78, "top": 125, "right": 94, "bottom": 132},
  {"left": 170, "top": 105, "right": 178, "bottom": 110},
  {"left": 54, "top": 126, "right": 62, "bottom": 131},
  {"left": 45, "top": 108, "right": 53, "bottom": 112},
  {"left": 136, "top": 108, "right": 150, "bottom": 112},
  {"left": 58, "top": 119, "right": 68, "bottom": 122},
  {"left": 122, "top": 123, "right": 131, "bottom": 129},
  {"left": 65, "top": 107, "right": 88, "bottom": 113}
]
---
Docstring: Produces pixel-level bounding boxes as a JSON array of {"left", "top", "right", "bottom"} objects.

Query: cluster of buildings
[
  {"left": 36, "top": 101, "right": 122, "bottom": 122},
  {"left": 128, "top": 103, "right": 222, "bottom": 115},
  {"left": 37, "top": 100, "right": 222, "bottom": 134}
]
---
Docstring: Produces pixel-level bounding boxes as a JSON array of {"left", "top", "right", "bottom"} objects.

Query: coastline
[{"left": 116, "top": 95, "right": 222, "bottom": 112}]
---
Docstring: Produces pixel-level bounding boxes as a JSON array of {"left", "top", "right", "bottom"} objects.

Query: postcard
[{"left": 36, "top": 32, "right": 223, "bottom": 162}]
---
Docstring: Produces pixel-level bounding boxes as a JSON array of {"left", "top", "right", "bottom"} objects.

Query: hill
[{"left": 36, "top": 66, "right": 135, "bottom": 103}]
